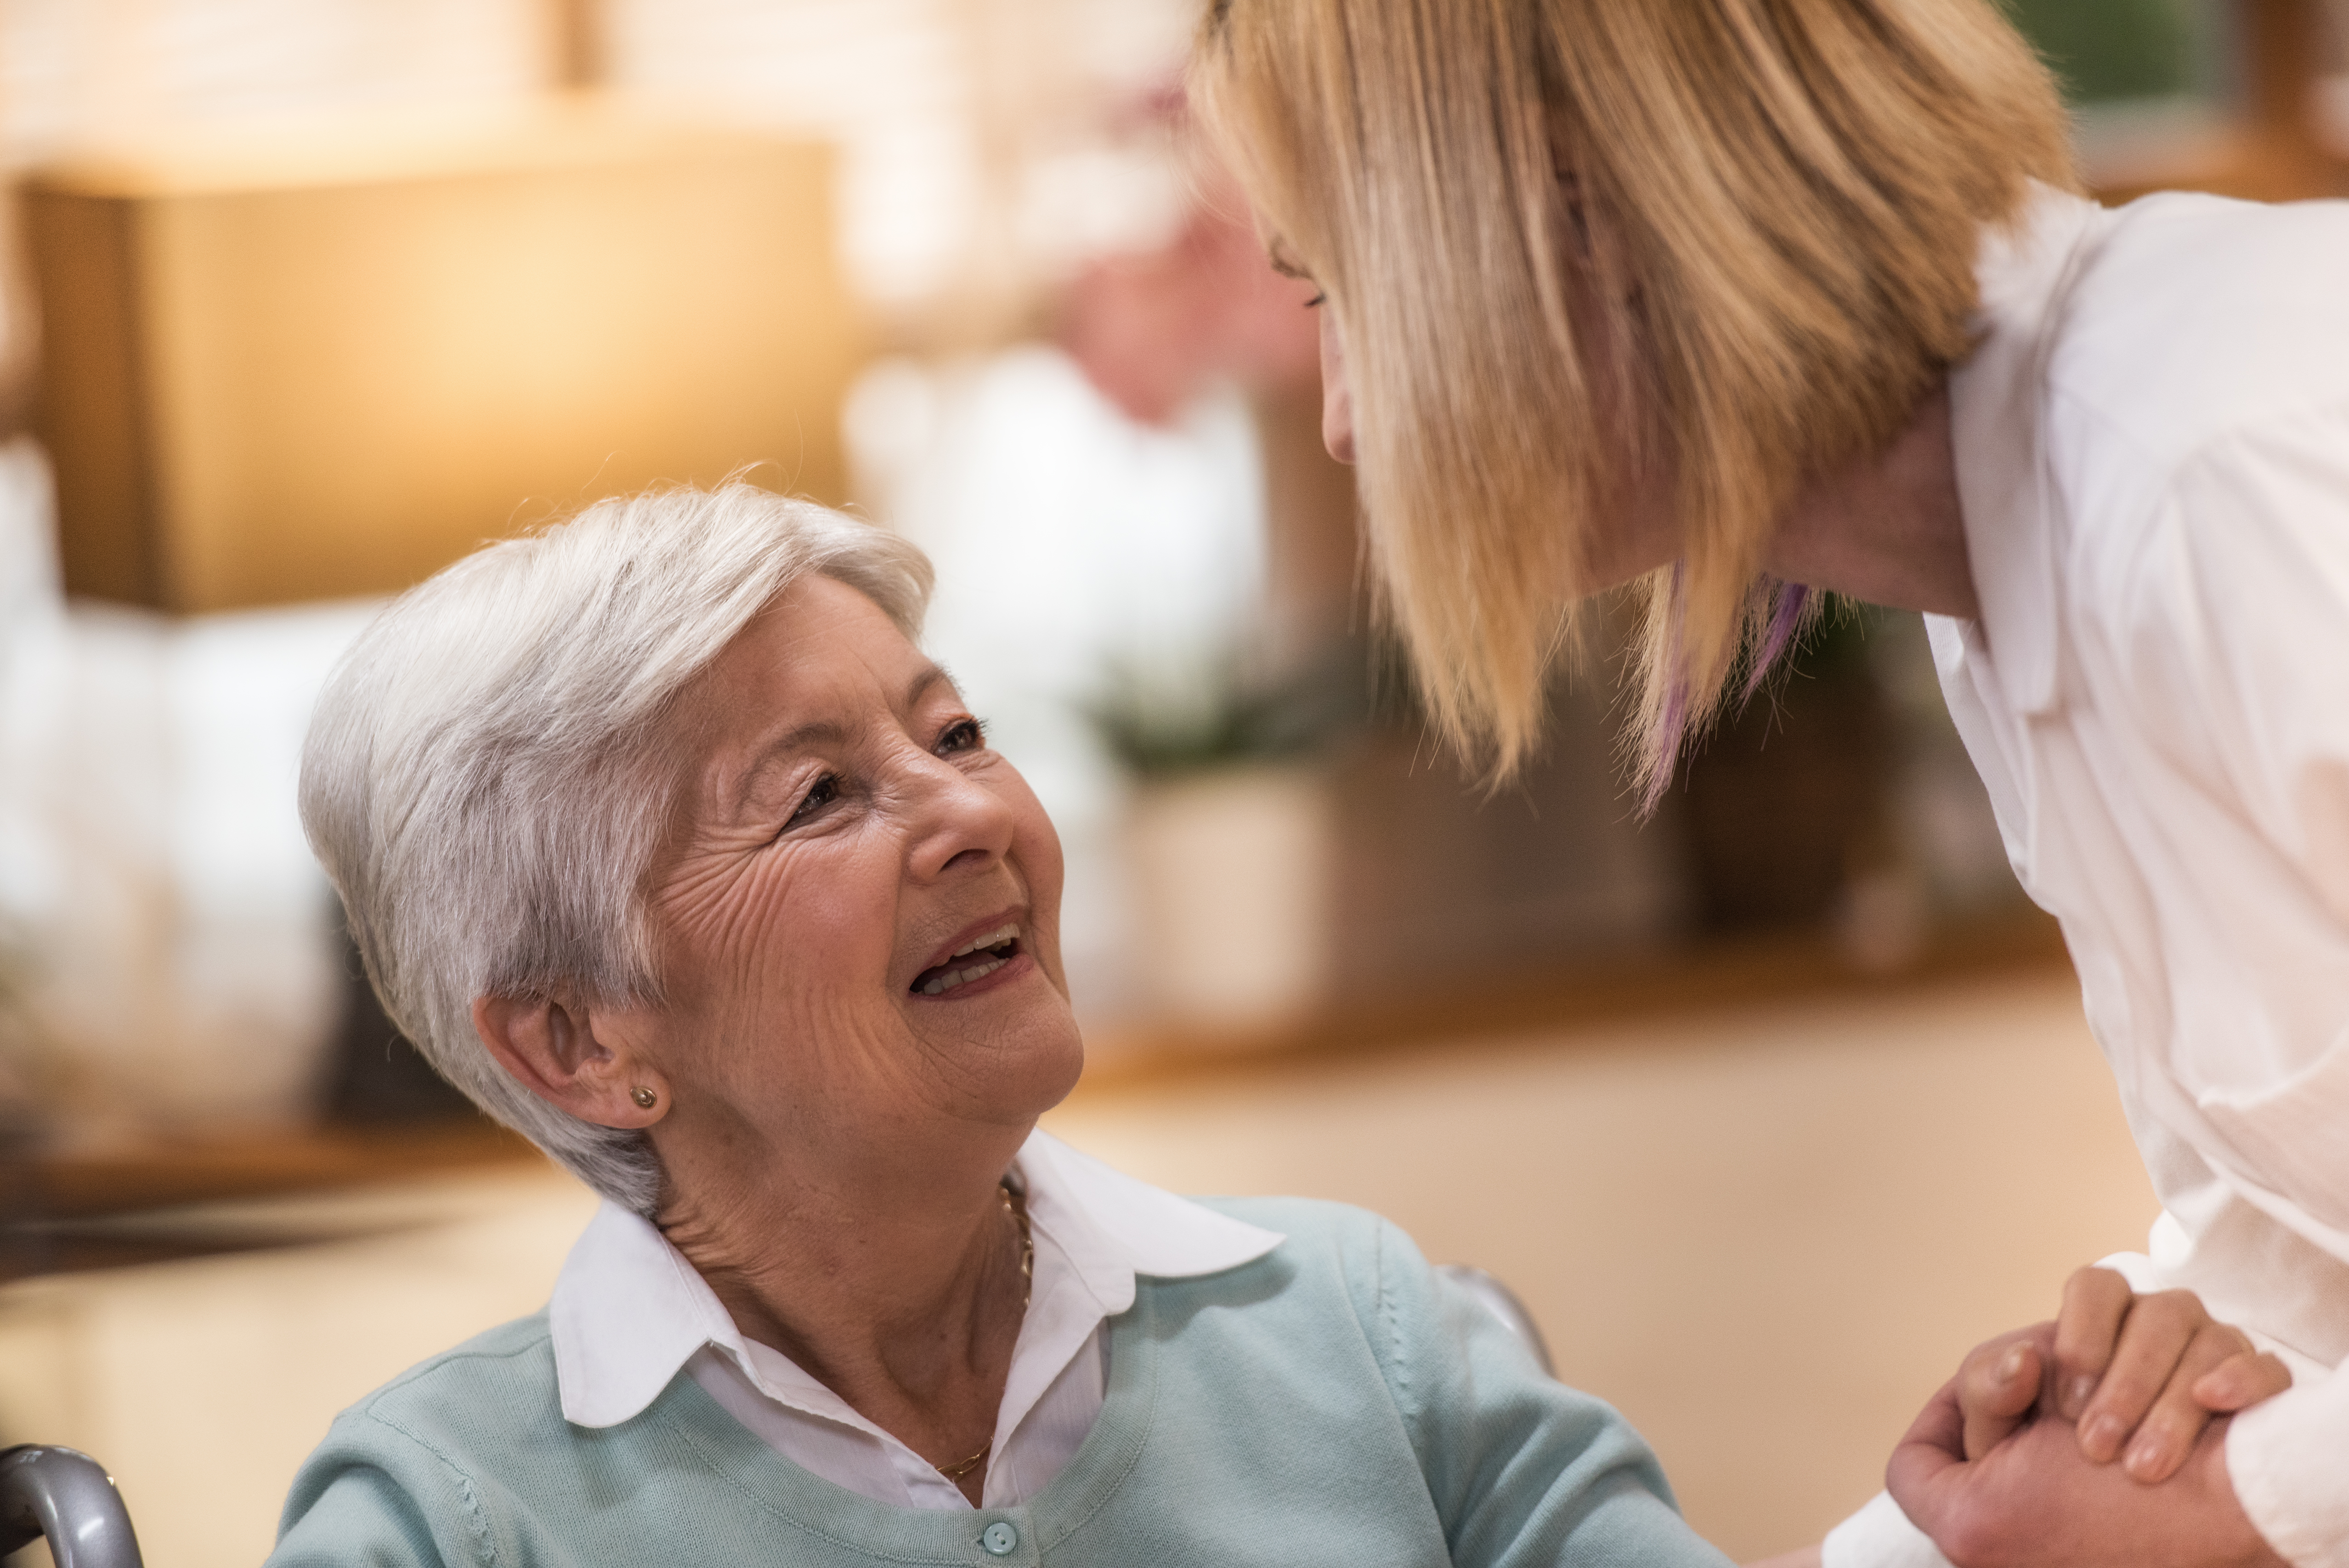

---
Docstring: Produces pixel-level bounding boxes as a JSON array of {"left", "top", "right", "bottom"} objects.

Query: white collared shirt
[
  {"left": 549, "top": 1130, "right": 1282, "bottom": 1511},
  {"left": 1828, "top": 187, "right": 2349, "bottom": 1568}
]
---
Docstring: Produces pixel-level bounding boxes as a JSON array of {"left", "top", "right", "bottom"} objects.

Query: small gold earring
[{"left": 630, "top": 1086, "right": 657, "bottom": 1109}]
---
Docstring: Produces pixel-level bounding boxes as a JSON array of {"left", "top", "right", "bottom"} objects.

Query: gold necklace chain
[{"left": 934, "top": 1182, "right": 1033, "bottom": 1483}]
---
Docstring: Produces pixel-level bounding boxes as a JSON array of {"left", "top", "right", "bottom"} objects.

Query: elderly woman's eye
[
  {"left": 785, "top": 773, "right": 839, "bottom": 829},
  {"left": 938, "top": 717, "right": 986, "bottom": 755}
]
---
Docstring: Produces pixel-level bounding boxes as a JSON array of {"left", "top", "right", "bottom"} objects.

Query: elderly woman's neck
[{"left": 653, "top": 1125, "right": 1035, "bottom": 1428}]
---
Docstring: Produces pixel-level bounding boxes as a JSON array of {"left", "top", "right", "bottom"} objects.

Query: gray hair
[{"left": 300, "top": 484, "right": 934, "bottom": 1214}]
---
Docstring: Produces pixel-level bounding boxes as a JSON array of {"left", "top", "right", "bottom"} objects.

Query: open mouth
[{"left": 911, "top": 924, "right": 1022, "bottom": 996}]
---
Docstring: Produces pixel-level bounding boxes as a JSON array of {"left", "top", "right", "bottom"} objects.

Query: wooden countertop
[
  {"left": 1079, "top": 908, "right": 2071, "bottom": 1092},
  {"left": 7, "top": 1118, "right": 539, "bottom": 1223},
  {"left": 0, "top": 1121, "right": 545, "bottom": 1281},
  {"left": 1, "top": 910, "right": 2072, "bottom": 1279}
]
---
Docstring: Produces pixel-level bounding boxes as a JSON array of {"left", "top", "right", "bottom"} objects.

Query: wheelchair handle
[{"left": 1, "top": 1446, "right": 145, "bottom": 1568}]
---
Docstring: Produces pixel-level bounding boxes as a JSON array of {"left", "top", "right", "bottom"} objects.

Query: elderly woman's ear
[{"left": 472, "top": 994, "right": 669, "bottom": 1129}]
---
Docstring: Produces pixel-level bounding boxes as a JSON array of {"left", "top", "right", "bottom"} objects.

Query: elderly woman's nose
[{"left": 901, "top": 753, "right": 1017, "bottom": 879}]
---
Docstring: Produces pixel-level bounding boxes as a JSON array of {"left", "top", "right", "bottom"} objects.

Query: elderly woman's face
[{"left": 633, "top": 573, "right": 1081, "bottom": 1156}]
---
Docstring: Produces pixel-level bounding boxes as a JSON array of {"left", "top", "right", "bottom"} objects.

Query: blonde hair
[{"left": 1192, "top": 0, "right": 2072, "bottom": 799}]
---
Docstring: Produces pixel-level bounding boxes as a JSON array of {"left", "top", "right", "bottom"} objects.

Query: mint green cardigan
[{"left": 271, "top": 1199, "right": 1732, "bottom": 1568}]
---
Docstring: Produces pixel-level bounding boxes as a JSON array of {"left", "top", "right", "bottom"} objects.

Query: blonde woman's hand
[{"left": 1953, "top": 1269, "right": 2291, "bottom": 1483}]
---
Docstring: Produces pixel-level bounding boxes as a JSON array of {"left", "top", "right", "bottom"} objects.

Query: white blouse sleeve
[
  {"left": 1820, "top": 1492, "right": 1954, "bottom": 1568},
  {"left": 2230, "top": 1367, "right": 2349, "bottom": 1568},
  {"left": 2125, "top": 400, "right": 2349, "bottom": 1568},
  {"left": 2150, "top": 404, "right": 2349, "bottom": 935},
  {"left": 2113, "top": 398, "right": 2349, "bottom": 1185}
]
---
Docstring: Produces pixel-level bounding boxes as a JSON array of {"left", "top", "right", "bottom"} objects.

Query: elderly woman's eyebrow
[{"left": 906, "top": 662, "right": 955, "bottom": 708}]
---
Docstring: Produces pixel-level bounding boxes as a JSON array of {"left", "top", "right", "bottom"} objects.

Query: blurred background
[{"left": 0, "top": 1, "right": 2344, "bottom": 1563}]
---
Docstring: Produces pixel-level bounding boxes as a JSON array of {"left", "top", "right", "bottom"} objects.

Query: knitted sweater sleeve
[
  {"left": 1355, "top": 1215, "right": 1736, "bottom": 1568},
  {"left": 268, "top": 1408, "right": 492, "bottom": 1568}
]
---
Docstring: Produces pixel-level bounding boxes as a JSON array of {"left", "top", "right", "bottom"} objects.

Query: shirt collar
[
  {"left": 1014, "top": 1128, "right": 1282, "bottom": 1313},
  {"left": 1946, "top": 181, "right": 2112, "bottom": 715},
  {"left": 549, "top": 1128, "right": 1282, "bottom": 1429},
  {"left": 549, "top": 1196, "right": 742, "bottom": 1428}
]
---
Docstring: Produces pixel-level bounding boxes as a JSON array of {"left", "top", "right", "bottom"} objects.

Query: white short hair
[{"left": 300, "top": 484, "right": 934, "bottom": 1214}]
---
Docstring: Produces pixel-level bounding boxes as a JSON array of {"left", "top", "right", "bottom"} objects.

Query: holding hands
[
  {"left": 1888, "top": 1268, "right": 2292, "bottom": 1568},
  {"left": 1949, "top": 1268, "right": 2291, "bottom": 1480}
]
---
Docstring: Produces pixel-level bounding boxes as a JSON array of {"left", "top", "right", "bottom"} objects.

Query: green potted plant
[{"left": 1089, "top": 655, "right": 1342, "bottom": 1030}]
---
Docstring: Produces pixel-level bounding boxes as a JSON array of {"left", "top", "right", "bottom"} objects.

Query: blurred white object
[
  {"left": 0, "top": 438, "right": 379, "bottom": 1136},
  {"left": 604, "top": 0, "right": 1198, "bottom": 310},
  {"left": 159, "top": 602, "right": 383, "bottom": 1124},
  {"left": 1124, "top": 765, "right": 1332, "bottom": 1028},
  {"left": 846, "top": 347, "right": 1268, "bottom": 1021},
  {"left": 0, "top": 0, "right": 544, "bottom": 160}
]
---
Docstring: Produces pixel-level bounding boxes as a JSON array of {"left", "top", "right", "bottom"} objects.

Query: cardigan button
[{"left": 980, "top": 1521, "right": 1019, "bottom": 1557}]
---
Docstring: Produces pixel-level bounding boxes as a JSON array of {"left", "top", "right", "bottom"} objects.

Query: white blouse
[
  {"left": 1829, "top": 187, "right": 2349, "bottom": 1568},
  {"left": 548, "top": 1130, "right": 1282, "bottom": 1511}
]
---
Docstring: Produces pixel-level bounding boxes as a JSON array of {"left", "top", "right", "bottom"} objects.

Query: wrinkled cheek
[
  {"left": 651, "top": 854, "right": 885, "bottom": 1062},
  {"left": 731, "top": 881, "right": 889, "bottom": 1028},
  {"left": 683, "top": 940, "right": 895, "bottom": 1120},
  {"left": 652, "top": 861, "right": 776, "bottom": 1002}
]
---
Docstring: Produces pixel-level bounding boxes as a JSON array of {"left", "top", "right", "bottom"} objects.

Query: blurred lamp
[{"left": 23, "top": 105, "right": 863, "bottom": 611}]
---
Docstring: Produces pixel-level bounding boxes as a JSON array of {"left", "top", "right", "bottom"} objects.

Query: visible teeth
[
  {"left": 949, "top": 924, "right": 1018, "bottom": 959},
  {"left": 922, "top": 957, "right": 1008, "bottom": 996}
]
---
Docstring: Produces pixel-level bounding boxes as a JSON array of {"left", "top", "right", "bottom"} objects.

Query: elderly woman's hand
[
  {"left": 1884, "top": 1272, "right": 2293, "bottom": 1568},
  {"left": 1888, "top": 1378, "right": 2286, "bottom": 1568}
]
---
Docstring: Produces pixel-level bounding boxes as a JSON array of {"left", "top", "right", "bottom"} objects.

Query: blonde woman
[{"left": 1193, "top": 2, "right": 2349, "bottom": 1567}]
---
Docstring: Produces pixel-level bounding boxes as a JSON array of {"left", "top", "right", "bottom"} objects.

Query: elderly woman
[
  {"left": 1189, "top": 3, "right": 2343, "bottom": 1567},
  {"left": 272, "top": 483, "right": 1741, "bottom": 1568}
]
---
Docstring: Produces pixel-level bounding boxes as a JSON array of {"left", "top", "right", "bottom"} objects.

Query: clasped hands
[{"left": 1888, "top": 1268, "right": 2293, "bottom": 1568}]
